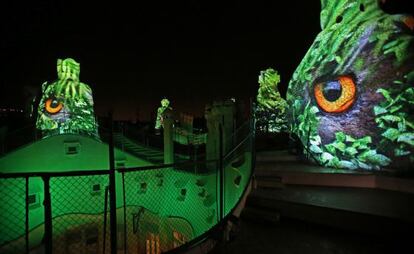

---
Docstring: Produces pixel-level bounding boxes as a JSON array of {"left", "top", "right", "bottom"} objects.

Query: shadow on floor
[{"left": 209, "top": 217, "right": 409, "bottom": 254}]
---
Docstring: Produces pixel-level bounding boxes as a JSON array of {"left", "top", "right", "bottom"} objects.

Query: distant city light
[{"left": 0, "top": 108, "right": 24, "bottom": 113}]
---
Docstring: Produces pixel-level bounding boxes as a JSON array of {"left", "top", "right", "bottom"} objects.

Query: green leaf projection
[
  {"left": 36, "top": 58, "right": 99, "bottom": 138},
  {"left": 286, "top": 0, "right": 414, "bottom": 170},
  {"left": 155, "top": 98, "right": 172, "bottom": 130},
  {"left": 255, "top": 68, "right": 288, "bottom": 133}
]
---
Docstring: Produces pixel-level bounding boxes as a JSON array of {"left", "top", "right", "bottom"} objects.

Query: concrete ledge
[
  {"left": 256, "top": 168, "right": 414, "bottom": 194},
  {"left": 376, "top": 176, "right": 414, "bottom": 194},
  {"left": 255, "top": 151, "right": 414, "bottom": 194}
]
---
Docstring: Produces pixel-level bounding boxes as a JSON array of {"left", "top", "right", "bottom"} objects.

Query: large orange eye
[
  {"left": 314, "top": 75, "right": 356, "bottom": 113},
  {"left": 403, "top": 16, "right": 414, "bottom": 31},
  {"left": 45, "top": 98, "right": 63, "bottom": 114}
]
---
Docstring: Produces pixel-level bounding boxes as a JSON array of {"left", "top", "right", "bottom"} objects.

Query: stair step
[
  {"left": 122, "top": 144, "right": 133, "bottom": 147},
  {"left": 129, "top": 149, "right": 146, "bottom": 152},
  {"left": 240, "top": 168, "right": 414, "bottom": 236},
  {"left": 256, "top": 180, "right": 285, "bottom": 189},
  {"left": 146, "top": 155, "right": 163, "bottom": 158},
  {"left": 255, "top": 177, "right": 285, "bottom": 189},
  {"left": 241, "top": 206, "right": 280, "bottom": 224},
  {"left": 256, "top": 150, "right": 298, "bottom": 162},
  {"left": 144, "top": 151, "right": 162, "bottom": 154},
  {"left": 145, "top": 155, "right": 163, "bottom": 158},
  {"left": 127, "top": 147, "right": 146, "bottom": 151}
]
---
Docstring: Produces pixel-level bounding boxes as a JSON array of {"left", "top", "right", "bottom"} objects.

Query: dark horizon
[
  {"left": 2, "top": 0, "right": 323, "bottom": 120},
  {"left": 2, "top": 1, "right": 412, "bottom": 120}
]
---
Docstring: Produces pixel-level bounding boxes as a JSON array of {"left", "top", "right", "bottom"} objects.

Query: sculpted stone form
[{"left": 286, "top": 0, "right": 414, "bottom": 170}]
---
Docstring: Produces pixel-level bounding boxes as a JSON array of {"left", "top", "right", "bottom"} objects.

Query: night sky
[{"left": 2, "top": 0, "right": 321, "bottom": 120}]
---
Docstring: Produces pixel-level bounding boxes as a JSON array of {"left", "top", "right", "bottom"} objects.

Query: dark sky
[{"left": 1, "top": 0, "right": 321, "bottom": 120}]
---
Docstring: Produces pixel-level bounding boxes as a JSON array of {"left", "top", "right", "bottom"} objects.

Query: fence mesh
[
  {"left": 50, "top": 174, "right": 110, "bottom": 254},
  {"left": 223, "top": 131, "right": 253, "bottom": 216},
  {"left": 0, "top": 178, "right": 27, "bottom": 254},
  {"left": 0, "top": 120, "right": 254, "bottom": 254},
  {"left": 121, "top": 161, "right": 219, "bottom": 253}
]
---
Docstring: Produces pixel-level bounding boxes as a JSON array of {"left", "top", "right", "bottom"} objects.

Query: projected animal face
[
  {"left": 286, "top": 0, "right": 414, "bottom": 170},
  {"left": 36, "top": 58, "right": 98, "bottom": 138}
]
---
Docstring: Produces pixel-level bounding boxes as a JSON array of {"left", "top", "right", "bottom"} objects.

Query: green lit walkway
[{"left": 113, "top": 132, "right": 189, "bottom": 164}]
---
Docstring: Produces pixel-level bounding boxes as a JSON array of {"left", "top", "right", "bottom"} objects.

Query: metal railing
[
  {"left": 0, "top": 117, "right": 255, "bottom": 254},
  {"left": 114, "top": 122, "right": 207, "bottom": 161}
]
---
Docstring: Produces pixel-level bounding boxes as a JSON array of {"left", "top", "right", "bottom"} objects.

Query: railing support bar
[
  {"left": 108, "top": 112, "right": 117, "bottom": 254},
  {"left": 219, "top": 124, "right": 224, "bottom": 222},
  {"left": 43, "top": 176, "right": 52, "bottom": 254},
  {"left": 25, "top": 177, "right": 29, "bottom": 254}
]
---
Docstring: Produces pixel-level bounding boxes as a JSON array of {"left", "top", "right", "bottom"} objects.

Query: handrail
[
  {"left": 117, "top": 159, "right": 218, "bottom": 173},
  {"left": 0, "top": 117, "right": 255, "bottom": 254},
  {"left": 223, "top": 133, "right": 252, "bottom": 161},
  {"left": 167, "top": 122, "right": 256, "bottom": 253},
  {"left": 0, "top": 158, "right": 221, "bottom": 178},
  {"left": 0, "top": 169, "right": 110, "bottom": 179}
]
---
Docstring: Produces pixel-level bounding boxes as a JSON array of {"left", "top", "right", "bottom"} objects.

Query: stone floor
[{"left": 210, "top": 217, "right": 409, "bottom": 254}]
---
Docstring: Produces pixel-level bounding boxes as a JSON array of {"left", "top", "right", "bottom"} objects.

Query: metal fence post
[
  {"left": 122, "top": 172, "right": 127, "bottom": 253},
  {"left": 43, "top": 176, "right": 52, "bottom": 254},
  {"left": 108, "top": 112, "right": 117, "bottom": 254},
  {"left": 103, "top": 186, "right": 109, "bottom": 254},
  {"left": 25, "top": 177, "right": 29, "bottom": 254},
  {"left": 218, "top": 124, "right": 224, "bottom": 222},
  {"left": 250, "top": 98, "right": 256, "bottom": 170}
]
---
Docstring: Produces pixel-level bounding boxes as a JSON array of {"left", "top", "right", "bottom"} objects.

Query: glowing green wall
[
  {"left": 1, "top": 55, "right": 253, "bottom": 252},
  {"left": 0, "top": 134, "right": 251, "bottom": 253},
  {"left": 0, "top": 134, "right": 148, "bottom": 173},
  {"left": 0, "top": 134, "right": 153, "bottom": 251}
]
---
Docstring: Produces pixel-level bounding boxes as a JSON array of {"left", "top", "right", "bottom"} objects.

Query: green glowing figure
[
  {"left": 256, "top": 68, "right": 288, "bottom": 133},
  {"left": 155, "top": 98, "right": 172, "bottom": 131},
  {"left": 286, "top": 0, "right": 414, "bottom": 170},
  {"left": 36, "top": 58, "right": 98, "bottom": 138}
]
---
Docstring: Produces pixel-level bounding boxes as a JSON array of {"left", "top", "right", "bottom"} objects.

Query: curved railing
[
  {"left": 0, "top": 116, "right": 203, "bottom": 161},
  {"left": 0, "top": 118, "right": 255, "bottom": 254}
]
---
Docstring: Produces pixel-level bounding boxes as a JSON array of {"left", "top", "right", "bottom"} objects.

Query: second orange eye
[
  {"left": 314, "top": 75, "right": 356, "bottom": 113},
  {"left": 45, "top": 98, "right": 63, "bottom": 114}
]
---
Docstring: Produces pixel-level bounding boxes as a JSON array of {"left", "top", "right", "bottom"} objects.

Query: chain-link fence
[
  {"left": 0, "top": 118, "right": 254, "bottom": 254},
  {"left": 0, "top": 177, "right": 27, "bottom": 254},
  {"left": 0, "top": 173, "right": 113, "bottom": 254},
  {"left": 120, "top": 159, "right": 220, "bottom": 253},
  {"left": 223, "top": 130, "right": 254, "bottom": 216},
  {"left": 50, "top": 174, "right": 110, "bottom": 254}
]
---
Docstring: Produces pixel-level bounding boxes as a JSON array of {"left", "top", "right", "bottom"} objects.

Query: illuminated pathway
[{"left": 112, "top": 132, "right": 190, "bottom": 164}]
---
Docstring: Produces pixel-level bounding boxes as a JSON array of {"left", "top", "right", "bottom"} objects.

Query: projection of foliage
[
  {"left": 155, "top": 98, "right": 172, "bottom": 130},
  {"left": 292, "top": 100, "right": 391, "bottom": 170},
  {"left": 255, "top": 68, "right": 288, "bottom": 133},
  {"left": 36, "top": 58, "right": 98, "bottom": 138},
  {"left": 286, "top": 0, "right": 414, "bottom": 170},
  {"left": 374, "top": 72, "right": 414, "bottom": 162}
]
